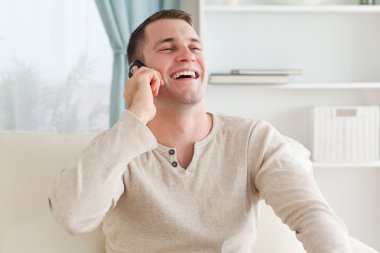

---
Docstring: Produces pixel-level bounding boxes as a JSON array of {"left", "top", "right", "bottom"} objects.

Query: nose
[{"left": 175, "top": 46, "right": 195, "bottom": 62}]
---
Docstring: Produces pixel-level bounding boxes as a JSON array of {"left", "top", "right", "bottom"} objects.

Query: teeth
[{"left": 171, "top": 71, "right": 196, "bottom": 79}]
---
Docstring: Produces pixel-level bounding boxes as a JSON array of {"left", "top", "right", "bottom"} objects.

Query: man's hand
[{"left": 124, "top": 66, "right": 164, "bottom": 124}]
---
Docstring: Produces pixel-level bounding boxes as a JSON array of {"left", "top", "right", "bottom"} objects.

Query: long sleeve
[
  {"left": 249, "top": 121, "right": 352, "bottom": 253},
  {"left": 48, "top": 110, "right": 157, "bottom": 235}
]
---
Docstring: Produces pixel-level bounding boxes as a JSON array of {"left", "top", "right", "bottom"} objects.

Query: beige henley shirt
[{"left": 49, "top": 110, "right": 352, "bottom": 253}]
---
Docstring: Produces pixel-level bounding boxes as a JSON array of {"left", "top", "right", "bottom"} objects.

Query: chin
[
  {"left": 175, "top": 93, "right": 204, "bottom": 104},
  {"left": 159, "top": 91, "right": 204, "bottom": 105},
  {"left": 181, "top": 96, "right": 203, "bottom": 105},
  {"left": 183, "top": 88, "right": 207, "bottom": 102}
]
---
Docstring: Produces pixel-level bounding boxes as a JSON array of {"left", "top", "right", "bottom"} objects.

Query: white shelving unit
[{"left": 198, "top": 0, "right": 380, "bottom": 170}]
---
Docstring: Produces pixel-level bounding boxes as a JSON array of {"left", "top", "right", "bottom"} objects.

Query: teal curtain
[{"left": 95, "top": 0, "right": 180, "bottom": 126}]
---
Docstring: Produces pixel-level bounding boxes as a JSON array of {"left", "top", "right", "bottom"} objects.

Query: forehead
[{"left": 144, "top": 19, "right": 200, "bottom": 45}]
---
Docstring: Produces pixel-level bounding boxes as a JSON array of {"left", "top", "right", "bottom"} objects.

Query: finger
[
  {"left": 155, "top": 71, "right": 165, "bottom": 95},
  {"left": 154, "top": 82, "right": 160, "bottom": 97},
  {"left": 131, "top": 65, "right": 146, "bottom": 77},
  {"left": 150, "top": 71, "right": 162, "bottom": 96},
  {"left": 154, "top": 71, "right": 164, "bottom": 96},
  {"left": 150, "top": 81, "right": 158, "bottom": 96},
  {"left": 158, "top": 72, "right": 165, "bottom": 86},
  {"left": 131, "top": 66, "right": 138, "bottom": 77}
]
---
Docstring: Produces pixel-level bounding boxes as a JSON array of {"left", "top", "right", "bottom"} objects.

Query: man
[{"left": 49, "top": 9, "right": 352, "bottom": 253}]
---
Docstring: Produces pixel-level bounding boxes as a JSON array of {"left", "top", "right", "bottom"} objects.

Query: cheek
[
  {"left": 202, "top": 60, "right": 208, "bottom": 73},
  {"left": 143, "top": 58, "right": 169, "bottom": 79},
  {"left": 145, "top": 56, "right": 169, "bottom": 71},
  {"left": 200, "top": 62, "right": 207, "bottom": 78},
  {"left": 197, "top": 55, "right": 207, "bottom": 69},
  {"left": 142, "top": 50, "right": 162, "bottom": 68},
  {"left": 158, "top": 66, "right": 170, "bottom": 80}
]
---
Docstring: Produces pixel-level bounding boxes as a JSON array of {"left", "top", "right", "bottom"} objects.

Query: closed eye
[{"left": 160, "top": 48, "right": 174, "bottom": 51}]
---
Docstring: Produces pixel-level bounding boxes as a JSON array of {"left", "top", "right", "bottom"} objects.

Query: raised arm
[
  {"left": 48, "top": 111, "right": 157, "bottom": 235},
  {"left": 48, "top": 57, "right": 165, "bottom": 235}
]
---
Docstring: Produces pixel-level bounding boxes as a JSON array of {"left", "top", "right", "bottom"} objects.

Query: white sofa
[{"left": 0, "top": 131, "right": 378, "bottom": 253}]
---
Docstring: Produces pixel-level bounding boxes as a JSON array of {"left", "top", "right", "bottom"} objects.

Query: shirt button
[
  {"left": 168, "top": 149, "right": 175, "bottom": 155},
  {"left": 171, "top": 161, "right": 178, "bottom": 167}
]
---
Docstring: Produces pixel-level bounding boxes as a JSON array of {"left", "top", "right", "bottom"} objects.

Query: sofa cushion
[{"left": 0, "top": 131, "right": 105, "bottom": 253}]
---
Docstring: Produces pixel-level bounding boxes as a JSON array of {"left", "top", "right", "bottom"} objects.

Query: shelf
[
  {"left": 208, "top": 82, "right": 380, "bottom": 89},
  {"left": 313, "top": 161, "right": 380, "bottom": 169},
  {"left": 204, "top": 5, "right": 380, "bottom": 13}
]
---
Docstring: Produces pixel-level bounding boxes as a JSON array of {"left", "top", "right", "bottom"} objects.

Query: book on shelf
[
  {"left": 209, "top": 73, "right": 289, "bottom": 84},
  {"left": 230, "top": 68, "right": 303, "bottom": 76}
]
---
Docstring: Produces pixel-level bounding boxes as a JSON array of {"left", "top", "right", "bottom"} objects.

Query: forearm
[
  {"left": 259, "top": 167, "right": 352, "bottom": 253},
  {"left": 48, "top": 110, "right": 157, "bottom": 234},
  {"left": 295, "top": 212, "right": 352, "bottom": 253},
  {"left": 250, "top": 121, "right": 352, "bottom": 253}
]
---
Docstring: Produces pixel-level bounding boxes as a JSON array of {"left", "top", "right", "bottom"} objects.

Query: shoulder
[
  {"left": 212, "top": 112, "right": 258, "bottom": 127},
  {"left": 210, "top": 112, "right": 281, "bottom": 145},
  {"left": 212, "top": 112, "right": 275, "bottom": 134}
]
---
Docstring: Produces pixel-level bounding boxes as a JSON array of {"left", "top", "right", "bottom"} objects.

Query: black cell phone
[{"left": 128, "top": 60, "right": 146, "bottom": 78}]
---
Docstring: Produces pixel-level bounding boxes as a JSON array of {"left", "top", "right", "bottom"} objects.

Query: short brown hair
[{"left": 126, "top": 9, "right": 193, "bottom": 64}]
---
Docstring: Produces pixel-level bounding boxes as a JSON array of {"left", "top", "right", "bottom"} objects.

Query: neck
[{"left": 147, "top": 102, "right": 212, "bottom": 148}]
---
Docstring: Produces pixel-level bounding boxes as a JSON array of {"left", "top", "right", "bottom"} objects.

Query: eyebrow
[{"left": 153, "top": 37, "right": 201, "bottom": 49}]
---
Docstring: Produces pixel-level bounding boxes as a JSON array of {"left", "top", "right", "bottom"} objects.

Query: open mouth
[{"left": 170, "top": 70, "right": 200, "bottom": 80}]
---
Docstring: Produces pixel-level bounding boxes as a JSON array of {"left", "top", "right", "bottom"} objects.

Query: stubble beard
[{"left": 156, "top": 84, "right": 205, "bottom": 107}]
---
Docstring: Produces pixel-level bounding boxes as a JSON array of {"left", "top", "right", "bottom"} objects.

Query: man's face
[{"left": 142, "top": 19, "right": 207, "bottom": 105}]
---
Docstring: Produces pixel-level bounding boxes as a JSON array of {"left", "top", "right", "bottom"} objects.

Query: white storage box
[{"left": 311, "top": 106, "right": 379, "bottom": 162}]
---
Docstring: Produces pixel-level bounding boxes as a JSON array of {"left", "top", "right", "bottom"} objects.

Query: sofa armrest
[
  {"left": 350, "top": 236, "right": 379, "bottom": 253},
  {"left": 252, "top": 201, "right": 379, "bottom": 253}
]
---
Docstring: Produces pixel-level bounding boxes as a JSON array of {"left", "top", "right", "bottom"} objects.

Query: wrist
[{"left": 127, "top": 106, "right": 151, "bottom": 125}]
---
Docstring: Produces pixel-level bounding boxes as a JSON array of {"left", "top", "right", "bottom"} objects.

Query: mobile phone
[{"left": 128, "top": 60, "right": 146, "bottom": 78}]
